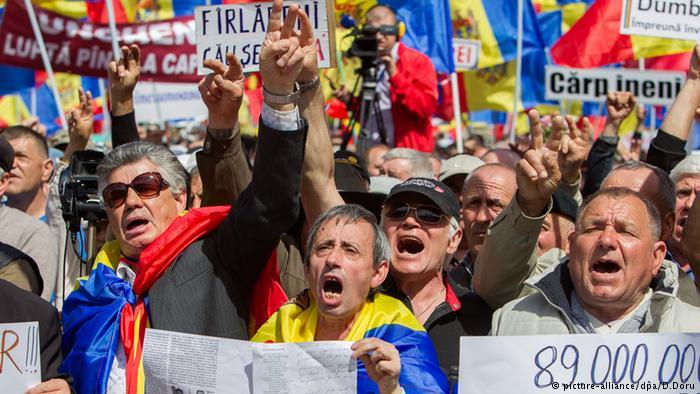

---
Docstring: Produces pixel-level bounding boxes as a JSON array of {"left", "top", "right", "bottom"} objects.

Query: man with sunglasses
[
  {"left": 60, "top": 1, "right": 313, "bottom": 392},
  {"left": 379, "top": 177, "right": 493, "bottom": 383}
]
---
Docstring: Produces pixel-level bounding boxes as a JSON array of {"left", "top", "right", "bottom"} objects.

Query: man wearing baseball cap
[{"left": 379, "top": 177, "right": 493, "bottom": 383}]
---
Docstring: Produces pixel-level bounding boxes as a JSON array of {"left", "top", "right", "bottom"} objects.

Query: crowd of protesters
[{"left": 0, "top": 2, "right": 697, "bottom": 394}]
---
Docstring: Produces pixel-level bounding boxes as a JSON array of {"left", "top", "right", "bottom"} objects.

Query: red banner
[{"left": 0, "top": 0, "right": 199, "bottom": 82}]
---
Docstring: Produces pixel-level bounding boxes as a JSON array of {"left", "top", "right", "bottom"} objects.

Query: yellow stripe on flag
[
  {"left": 631, "top": 36, "right": 696, "bottom": 60},
  {"left": 463, "top": 61, "right": 520, "bottom": 112},
  {"left": 32, "top": 0, "right": 86, "bottom": 19},
  {"left": 451, "top": 0, "right": 506, "bottom": 69}
]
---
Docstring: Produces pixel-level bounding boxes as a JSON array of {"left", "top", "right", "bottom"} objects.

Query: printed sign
[
  {"left": 545, "top": 65, "right": 686, "bottom": 105},
  {"left": 194, "top": 1, "right": 335, "bottom": 74},
  {"left": 0, "top": 322, "right": 41, "bottom": 393},
  {"left": 459, "top": 333, "right": 700, "bottom": 394},
  {"left": 453, "top": 38, "right": 480, "bottom": 70},
  {"left": 620, "top": 0, "right": 700, "bottom": 41}
]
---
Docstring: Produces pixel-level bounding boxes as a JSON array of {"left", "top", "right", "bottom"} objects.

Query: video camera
[{"left": 59, "top": 150, "right": 107, "bottom": 234}]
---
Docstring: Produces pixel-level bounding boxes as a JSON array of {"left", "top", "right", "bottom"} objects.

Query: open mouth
[
  {"left": 322, "top": 276, "right": 343, "bottom": 300},
  {"left": 125, "top": 218, "right": 149, "bottom": 231},
  {"left": 592, "top": 259, "right": 621, "bottom": 274},
  {"left": 397, "top": 236, "right": 425, "bottom": 255},
  {"left": 678, "top": 217, "right": 688, "bottom": 228}
]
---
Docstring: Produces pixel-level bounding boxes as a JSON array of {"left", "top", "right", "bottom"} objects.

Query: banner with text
[
  {"left": 0, "top": 322, "right": 41, "bottom": 393},
  {"left": 620, "top": 0, "right": 700, "bottom": 41},
  {"left": 0, "top": 0, "right": 199, "bottom": 82},
  {"left": 459, "top": 333, "right": 700, "bottom": 394},
  {"left": 545, "top": 65, "right": 686, "bottom": 105},
  {"left": 453, "top": 38, "right": 480, "bottom": 71},
  {"left": 194, "top": 1, "right": 335, "bottom": 74}
]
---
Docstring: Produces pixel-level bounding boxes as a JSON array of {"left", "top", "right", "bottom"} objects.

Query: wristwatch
[
  {"left": 298, "top": 77, "right": 320, "bottom": 93},
  {"left": 262, "top": 83, "right": 301, "bottom": 105}
]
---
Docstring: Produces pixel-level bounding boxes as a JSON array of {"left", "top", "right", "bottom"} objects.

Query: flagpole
[
  {"left": 510, "top": 0, "right": 524, "bottom": 143},
  {"left": 23, "top": 0, "right": 67, "bottom": 130},
  {"left": 451, "top": 73, "right": 464, "bottom": 153},
  {"left": 104, "top": 0, "right": 121, "bottom": 60}
]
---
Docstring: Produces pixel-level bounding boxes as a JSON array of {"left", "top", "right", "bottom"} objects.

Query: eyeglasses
[
  {"left": 383, "top": 202, "right": 446, "bottom": 224},
  {"left": 102, "top": 172, "right": 169, "bottom": 208},
  {"left": 361, "top": 24, "right": 398, "bottom": 36}
]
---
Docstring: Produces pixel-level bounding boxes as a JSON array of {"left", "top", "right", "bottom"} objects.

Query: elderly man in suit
[{"left": 60, "top": 1, "right": 312, "bottom": 392}]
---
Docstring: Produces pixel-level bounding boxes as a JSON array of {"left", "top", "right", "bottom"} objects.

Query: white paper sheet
[
  {"left": 0, "top": 322, "right": 41, "bottom": 393},
  {"left": 143, "top": 329, "right": 356, "bottom": 394}
]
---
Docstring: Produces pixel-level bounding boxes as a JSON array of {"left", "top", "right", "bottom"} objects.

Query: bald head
[
  {"left": 601, "top": 162, "right": 675, "bottom": 240},
  {"left": 481, "top": 148, "right": 521, "bottom": 168},
  {"left": 461, "top": 163, "right": 517, "bottom": 258}
]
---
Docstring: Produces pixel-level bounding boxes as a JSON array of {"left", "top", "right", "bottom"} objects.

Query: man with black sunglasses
[{"left": 379, "top": 177, "right": 493, "bottom": 383}]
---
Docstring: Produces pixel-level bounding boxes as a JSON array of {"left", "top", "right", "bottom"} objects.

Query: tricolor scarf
[
  {"left": 60, "top": 206, "right": 287, "bottom": 393},
  {"left": 252, "top": 290, "right": 448, "bottom": 393}
]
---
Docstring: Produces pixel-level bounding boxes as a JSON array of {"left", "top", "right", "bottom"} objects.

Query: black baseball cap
[
  {"left": 0, "top": 138, "right": 14, "bottom": 173},
  {"left": 385, "top": 177, "right": 461, "bottom": 220}
]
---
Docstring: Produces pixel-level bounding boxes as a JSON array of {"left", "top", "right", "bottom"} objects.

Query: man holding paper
[
  {"left": 253, "top": 205, "right": 448, "bottom": 393},
  {"left": 60, "top": 1, "right": 309, "bottom": 393}
]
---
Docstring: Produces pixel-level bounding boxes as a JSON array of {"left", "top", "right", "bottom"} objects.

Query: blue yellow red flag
[
  {"left": 253, "top": 290, "right": 448, "bottom": 393},
  {"left": 451, "top": 0, "right": 545, "bottom": 69},
  {"left": 334, "top": 0, "right": 454, "bottom": 73}
]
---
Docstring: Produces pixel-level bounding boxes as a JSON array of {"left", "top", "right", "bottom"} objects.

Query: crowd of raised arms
[{"left": 0, "top": 1, "right": 697, "bottom": 393}]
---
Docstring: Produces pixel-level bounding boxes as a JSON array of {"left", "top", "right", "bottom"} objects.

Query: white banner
[
  {"left": 459, "top": 333, "right": 700, "bottom": 394},
  {"left": 545, "top": 65, "right": 686, "bottom": 105},
  {"left": 0, "top": 322, "right": 41, "bottom": 393},
  {"left": 453, "top": 38, "right": 480, "bottom": 70},
  {"left": 620, "top": 0, "right": 700, "bottom": 41},
  {"left": 194, "top": 1, "right": 334, "bottom": 74},
  {"left": 133, "top": 82, "right": 208, "bottom": 123},
  {"left": 143, "top": 328, "right": 356, "bottom": 394}
]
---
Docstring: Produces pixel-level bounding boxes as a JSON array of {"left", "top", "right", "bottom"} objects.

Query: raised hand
[
  {"left": 295, "top": 5, "right": 318, "bottom": 83},
  {"left": 198, "top": 53, "right": 245, "bottom": 129},
  {"left": 352, "top": 338, "right": 402, "bottom": 394},
  {"left": 605, "top": 91, "right": 636, "bottom": 127},
  {"left": 67, "top": 87, "right": 93, "bottom": 145},
  {"left": 516, "top": 110, "right": 562, "bottom": 217},
  {"left": 108, "top": 45, "right": 140, "bottom": 116},
  {"left": 556, "top": 115, "right": 592, "bottom": 184},
  {"left": 259, "top": 0, "right": 307, "bottom": 98}
]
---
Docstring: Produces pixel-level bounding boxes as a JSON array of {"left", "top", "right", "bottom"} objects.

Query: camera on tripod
[{"left": 59, "top": 150, "right": 107, "bottom": 234}]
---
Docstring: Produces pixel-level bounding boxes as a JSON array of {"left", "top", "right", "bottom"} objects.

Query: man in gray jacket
[{"left": 492, "top": 187, "right": 700, "bottom": 334}]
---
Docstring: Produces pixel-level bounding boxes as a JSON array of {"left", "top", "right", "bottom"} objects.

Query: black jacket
[
  {"left": 380, "top": 273, "right": 493, "bottom": 382},
  {"left": 147, "top": 119, "right": 307, "bottom": 339},
  {"left": 0, "top": 279, "right": 62, "bottom": 381}
]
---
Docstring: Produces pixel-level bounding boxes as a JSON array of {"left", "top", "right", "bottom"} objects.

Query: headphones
[{"left": 364, "top": 4, "right": 405, "bottom": 40}]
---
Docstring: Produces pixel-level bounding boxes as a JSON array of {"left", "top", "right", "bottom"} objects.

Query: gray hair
[
  {"left": 382, "top": 148, "right": 434, "bottom": 179},
  {"left": 97, "top": 141, "right": 188, "bottom": 198},
  {"left": 604, "top": 160, "right": 675, "bottom": 218},
  {"left": 669, "top": 153, "right": 700, "bottom": 183},
  {"left": 577, "top": 187, "right": 662, "bottom": 240},
  {"left": 305, "top": 204, "right": 391, "bottom": 269}
]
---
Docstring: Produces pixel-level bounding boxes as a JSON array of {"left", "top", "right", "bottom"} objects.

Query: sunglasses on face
[
  {"left": 383, "top": 202, "right": 446, "bottom": 224},
  {"left": 102, "top": 172, "right": 169, "bottom": 209},
  {"left": 362, "top": 24, "right": 399, "bottom": 36}
]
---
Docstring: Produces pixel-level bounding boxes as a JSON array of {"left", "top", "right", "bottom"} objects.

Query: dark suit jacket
[
  {"left": 0, "top": 279, "right": 62, "bottom": 381},
  {"left": 147, "top": 119, "right": 307, "bottom": 339}
]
